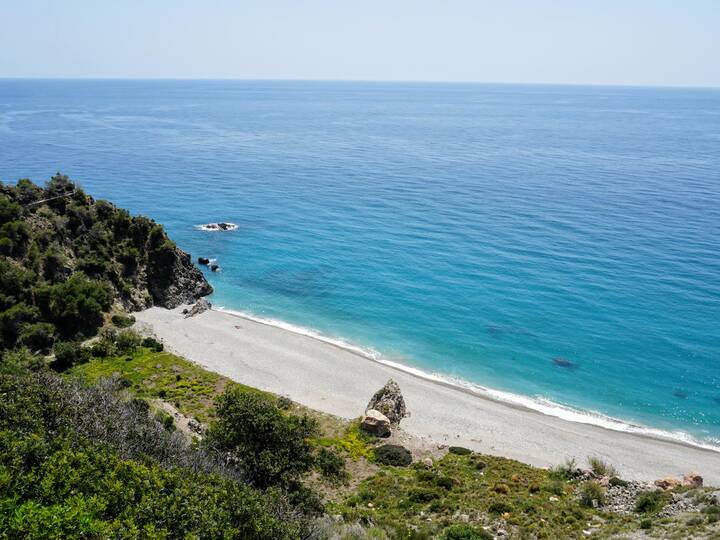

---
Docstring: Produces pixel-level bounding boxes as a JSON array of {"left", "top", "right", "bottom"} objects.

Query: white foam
[
  {"left": 195, "top": 222, "right": 239, "bottom": 232},
  {"left": 215, "top": 306, "right": 720, "bottom": 453}
]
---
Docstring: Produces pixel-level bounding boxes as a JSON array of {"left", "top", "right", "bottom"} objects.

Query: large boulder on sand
[
  {"left": 366, "top": 379, "right": 409, "bottom": 425},
  {"left": 361, "top": 409, "right": 391, "bottom": 437},
  {"left": 184, "top": 298, "right": 211, "bottom": 318},
  {"left": 682, "top": 472, "right": 703, "bottom": 488},
  {"left": 654, "top": 477, "right": 681, "bottom": 490}
]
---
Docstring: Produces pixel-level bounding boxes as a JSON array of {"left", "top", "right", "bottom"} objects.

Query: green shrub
[
  {"left": 205, "top": 388, "right": 318, "bottom": 489},
  {"left": 408, "top": 487, "right": 441, "bottom": 503},
  {"left": 579, "top": 481, "right": 605, "bottom": 508},
  {"left": 115, "top": 329, "right": 142, "bottom": 354},
  {"left": 587, "top": 456, "right": 617, "bottom": 477},
  {"left": 90, "top": 338, "right": 116, "bottom": 357},
  {"left": 488, "top": 499, "right": 512, "bottom": 514},
  {"left": 155, "top": 410, "right": 176, "bottom": 432},
  {"left": 640, "top": 518, "right": 652, "bottom": 529},
  {"left": 448, "top": 446, "right": 471, "bottom": 455},
  {"left": 375, "top": 444, "right": 412, "bottom": 466},
  {"left": 549, "top": 457, "right": 577, "bottom": 480},
  {"left": 635, "top": 490, "right": 668, "bottom": 514},
  {"left": 609, "top": 476, "right": 629, "bottom": 487},
  {"left": 18, "top": 321, "right": 56, "bottom": 352},
  {"left": 111, "top": 313, "right": 135, "bottom": 328},
  {"left": 443, "top": 524, "right": 493, "bottom": 540},
  {"left": 141, "top": 336, "right": 164, "bottom": 352},
  {"left": 316, "top": 447, "right": 348, "bottom": 484},
  {"left": 52, "top": 341, "right": 89, "bottom": 371},
  {"left": 686, "top": 516, "right": 703, "bottom": 526}
]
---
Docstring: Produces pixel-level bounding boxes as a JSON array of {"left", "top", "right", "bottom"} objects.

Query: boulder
[
  {"left": 422, "top": 457, "right": 434, "bottom": 469},
  {"left": 654, "top": 477, "right": 681, "bottom": 490},
  {"left": 682, "top": 472, "right": 703, "bottom": 488},
  {"left": 210, "top": 264, "right": 220, "bottom": 272},
  {"left": 198, "top": 257, "right": 210, "bottom": 265},
  {"left": 366, "top": 379, "right": 409, "bottom": 425},
  {"left": 360, "top": 409, "right": 391, "bottom": 437},
  {"left": 184, "top": 298, "right": 211, "bottom": 318}
]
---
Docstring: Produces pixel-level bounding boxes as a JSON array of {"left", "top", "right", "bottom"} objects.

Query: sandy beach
[{"left": 135, "top": 306, "right": 720, "bottom": 485}]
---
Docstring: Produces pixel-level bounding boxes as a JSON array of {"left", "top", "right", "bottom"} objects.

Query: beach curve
[{"left": 135, "top": 305, "right": 720, "bottom": 485}]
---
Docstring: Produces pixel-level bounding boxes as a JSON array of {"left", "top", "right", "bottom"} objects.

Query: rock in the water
[
  {"left": 198, "top": 257, "right": 210, "bottom": 265},
  {"left": 184, "top": 298, "right": 211, "bottom": 318},
  {"left": 682, "top": 472, "right": 703, "bottom": 488},
  {"left": 210, "top": 264, "right": 220, "bottom": 272},
  {"left": 366, "top": 379, "right": 409, "bottom": 425},
  {"left": 654, "top": 477, "right": 681, "bottom": 490},
  {"left": 360, "top": 409, "right": 391, "bottom": 437}
]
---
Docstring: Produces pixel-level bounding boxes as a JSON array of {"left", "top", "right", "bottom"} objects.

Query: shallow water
[{"left": 1, "top": 80, "right": 719, "bottom": 445}]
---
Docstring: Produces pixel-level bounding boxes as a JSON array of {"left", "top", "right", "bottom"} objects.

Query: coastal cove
[
  {"left": 136, "top": 305, "right": 720, "bottom": 485},
  {"left": 3, "top": 80, "right": 720, "bottom": 445}
]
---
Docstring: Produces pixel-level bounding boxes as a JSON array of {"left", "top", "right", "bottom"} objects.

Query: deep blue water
[{"left": 1, "top": 80, "right": 719, "bottom": 445}]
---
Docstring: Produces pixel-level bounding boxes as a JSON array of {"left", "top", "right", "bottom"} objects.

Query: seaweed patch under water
[{"left": 552, "top": 357, "right": 578, "bottom": 370}]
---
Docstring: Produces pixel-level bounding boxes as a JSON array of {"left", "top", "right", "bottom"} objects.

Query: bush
[
  {"left": 315, "top": 447, "right": 348, "bottom": 484},
  {"left": 443, "top": 524, "right": 493, "bottom": 540},
  {"left": 488, "top": 499, "right": 513, "bottom": 514},
  {"left": 155, "top": 410, "right": 176, "bottom": 432},
  {"left": 448, "top": 446, "right": 472, "bottom": 455},
  {"left": 579, "top": 481, "right": 605, "bottom": 508},
  {"left": 141, "top": 336, "right": 164, "bottom": 352},
  {"left": 111, "top": 313, "right": 135, "bottom": 328},
  {"left": 635, "top": 490, "right": 668, "bottom": 514},
  {"left": 640, "top": 518, "right": 652, "bottom": 529},
  {"left": 115, "top": 329, "right": 142, "bottom": 354},
  {"left": 18, "top": 321, "right": 56, "bottom": 352},
  {"left": 609, "top": 476, "right": 629, "bottom": 487},
  {"left": 408, "top": 487, "right": 441, "bottom": 503},
  {"left": 205, "top": 388, "right": 318, "bottom": 489},
  {"left": 588, "top": 456, "right": 617, "bottom": 477},
  {"left": 53, "top": 341, "right": 89, "bottom": 371},
  {"left": 375, "top": 444, "right": 412, "bottom": 466},
  {"left": 549, "top": 457, "right": 577, "bottom": 480},
  {"left": 90, "top": 338, "right": 116, "bottom": 357}
]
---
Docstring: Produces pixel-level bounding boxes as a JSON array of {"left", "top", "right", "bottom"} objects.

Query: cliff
[{"left": 0, "top": 174, "right": 211, "bottom": 349}]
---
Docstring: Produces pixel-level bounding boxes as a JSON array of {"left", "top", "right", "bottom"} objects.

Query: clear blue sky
[{"left": 1, "top": 0, "right": 718, "bottom": 87}]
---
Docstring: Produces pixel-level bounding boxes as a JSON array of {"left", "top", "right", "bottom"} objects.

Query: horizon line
[{"left": 0, "top": 76, "right": 718, "bottom": 91}]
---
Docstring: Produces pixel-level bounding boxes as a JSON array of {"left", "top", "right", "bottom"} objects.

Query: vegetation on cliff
[{"left": 0, "top": 174, "right": 211, "bottom": 353}]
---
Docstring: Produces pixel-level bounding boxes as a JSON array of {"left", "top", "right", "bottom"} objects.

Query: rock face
[
  {"left": 366, "top": 379, "right": 409, "bottom": 425},
  {"left": 184, "top": 298, "right": 211, "bottom": 318},
  {"left": 360, "top": 409, "right": 391, "bottom": 437},
  {"left": 148, "top": 247, "right": 213, "bottom": 309}
]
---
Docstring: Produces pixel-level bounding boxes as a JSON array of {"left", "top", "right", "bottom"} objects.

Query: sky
[{"left": 1, "top": 0, "right": 718, "bottom": 87}]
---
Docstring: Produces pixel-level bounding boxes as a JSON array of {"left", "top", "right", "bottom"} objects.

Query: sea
[{"left": 1, "top": 79, "right": 719, "bottom": 448}]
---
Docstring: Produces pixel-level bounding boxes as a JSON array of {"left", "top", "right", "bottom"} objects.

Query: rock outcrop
[
  {"left": 682, "top": 472, "right": 703, "bottom": 488},
  {"left": 148, "top": 247, "right": 213, "bottom": 309},
  {"left": 360, "top": 409, "right": 391, "bottom": 437},
  {"left": 184, "top": 298, "right": 211, "bottom": 318},
  {"left": 366, "top": 379, "right": 409, "bottom": 425}
]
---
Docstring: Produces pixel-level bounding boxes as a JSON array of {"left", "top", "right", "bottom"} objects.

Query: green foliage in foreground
[
  {"left": 206, "top": 388, "right": 320, "bottom": 490},
  {"left": 0, "top": 369, "right": 313, "bottom": 539},
  {"left": 331, "top": 452, "right": 631, "bottom": 539}
]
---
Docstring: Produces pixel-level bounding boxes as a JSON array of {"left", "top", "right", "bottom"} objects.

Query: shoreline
[
  {"left": 135, "top": 305, "right": 720, "bottom": 484},
  {"left": 214, "top": 307, "right": 720, "bottom": 455}
]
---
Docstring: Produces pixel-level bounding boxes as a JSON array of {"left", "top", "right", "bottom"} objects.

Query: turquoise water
[{"left": 1, "top": 80, "right": 719, "bottom": 446}]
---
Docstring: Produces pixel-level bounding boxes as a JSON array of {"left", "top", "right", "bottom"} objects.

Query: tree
[{"left": 206, "top": 389, "right": 319, "bottom": 489}]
